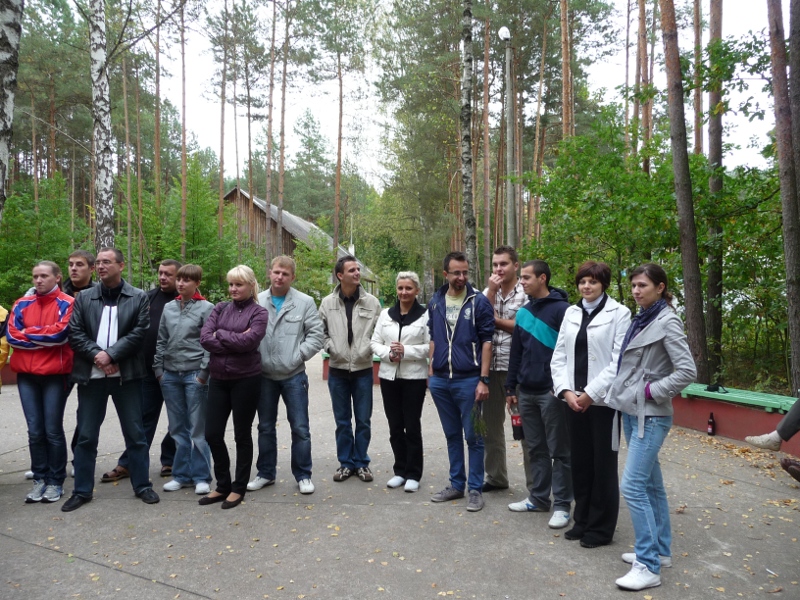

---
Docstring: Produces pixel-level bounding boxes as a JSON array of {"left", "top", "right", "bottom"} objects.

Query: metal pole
[{"left": 505, "top": 38, "right": 516, "bottom": 247}]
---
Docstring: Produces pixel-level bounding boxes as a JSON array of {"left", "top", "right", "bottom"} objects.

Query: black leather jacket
[{"left": 69, "top": 280, "right": 150, "bottom": 384}]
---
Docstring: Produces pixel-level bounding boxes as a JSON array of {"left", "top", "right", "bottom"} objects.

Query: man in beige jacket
[{"left": 319, "top": 255, "right": 381, "bottom": 483}]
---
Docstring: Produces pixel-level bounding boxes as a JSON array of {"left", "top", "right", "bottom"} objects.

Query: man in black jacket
[{"left": 62, "top": 248, "right": 160, "bottom": 512}]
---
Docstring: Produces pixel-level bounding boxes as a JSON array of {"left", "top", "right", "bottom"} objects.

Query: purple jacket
[{"left": 200, "top": 298, "right": 268, "bottom": 380}]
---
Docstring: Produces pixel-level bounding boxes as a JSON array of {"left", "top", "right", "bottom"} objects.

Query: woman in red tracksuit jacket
[{"left": 7, "top": 261, "right": 74, "bottom": 505}]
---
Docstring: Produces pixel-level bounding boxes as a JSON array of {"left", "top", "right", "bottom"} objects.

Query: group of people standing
[{"left": 0, "top": 245, "right": 696, "bottom": 591}]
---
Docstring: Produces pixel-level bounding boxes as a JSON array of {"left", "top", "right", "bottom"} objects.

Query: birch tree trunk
[
  {"left": 560, "top": 0, "right": 571, "bottom": 139},
  {"left": 278, "top": 1, "right": 291, "bottom": 255},
  {"left": 180, "top": 3, "right": 187, "bottom": 260},
  {"left": 90, "top": 0, "right": 115, "bottom": 249},
  {"left": 767, "top": 0, "right": 800, "bottom": 393},
  {"left": 659, "top": 0, "right": 709, "bottom": 382},
  {"left": 461, "top": 0, "right": 477, "bottom": 279},
  {"left": 482, "top": 18, "right": 491, "bottom": 278},
  {"left": 0, "top": 0, "right": 23, "bottom": 226}
]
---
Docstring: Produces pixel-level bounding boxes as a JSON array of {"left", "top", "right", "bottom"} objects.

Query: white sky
[{"left": 162, "top": 0, "right": 781, "bottom": 183}]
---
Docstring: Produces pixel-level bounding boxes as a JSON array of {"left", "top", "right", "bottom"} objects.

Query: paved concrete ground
[{"left": 1, "top": 355, "right": 799, "bottom": 599}]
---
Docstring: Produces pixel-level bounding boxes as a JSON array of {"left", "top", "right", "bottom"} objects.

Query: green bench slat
[{"left": 680, "top": 382, "right": 797, "bottom": 414}]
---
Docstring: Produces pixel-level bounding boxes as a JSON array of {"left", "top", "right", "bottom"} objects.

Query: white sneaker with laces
[
  {"left": 745, "top": 432, "right": 781, "bottom": 451},
  {"left": 387, "top": 475, "right": 406, "bottom": 488},
  {"left": 195, "top": 482, "right": 211, "bottom": 495},
  {"left": 298, "top": 479, "right": 315, "bottom": 494},
  {"left": 163, "top": 480, "right": 191, "bottom": 492},
  {"left": 247, "top": 476, "right": 275, "bottom": 491},
  {"left": 621, "top": 552, "right": 672, "bottom": 568},
  {"left": 508, "top": 498, "right": 544, "bottom": 512},
  {"left": 615, "top": 560, "right": 661, "bottom": 590},
  {"left": 548, "top": 510, "right": 570, "bottom": 529},
  {"left": 404, "top": 479, "right": 420, "bottom": 493}
]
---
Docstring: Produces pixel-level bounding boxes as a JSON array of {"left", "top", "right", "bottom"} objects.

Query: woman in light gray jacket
[
  {"left": 607, "top": 264, "right": 696, "bottom": 592},
  {"left": 551, "top": 261, "right": 631, "bottom": 549},
  {"left": 370, "top": 271, "right": 430, "bottom": 493}
]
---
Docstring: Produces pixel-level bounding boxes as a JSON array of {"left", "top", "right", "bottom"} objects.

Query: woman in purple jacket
[{"left": 199, "top": 265, "right": 268, "bottom": 509}]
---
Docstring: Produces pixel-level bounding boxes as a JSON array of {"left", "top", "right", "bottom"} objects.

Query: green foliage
[{"left": 293, "top": 229, "right": 335, "bottom": 303}]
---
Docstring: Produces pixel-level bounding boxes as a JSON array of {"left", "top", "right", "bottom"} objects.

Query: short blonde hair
[
  {"left": 396, "top": 271, "right": 421, "bottom": 289},
  {"left": 227, "top": 264, "right": 259, "bottom": 298},
  {"left": 271, "top": 255, "right": 296, "bottom": 275}
]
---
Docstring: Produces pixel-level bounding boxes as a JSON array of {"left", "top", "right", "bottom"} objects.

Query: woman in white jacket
[
  {"left": 370, "top": 272, "right": 430, "bottom": 493},
  {"left": 551, "top": 261, "right": 631, "bottom": 548}
]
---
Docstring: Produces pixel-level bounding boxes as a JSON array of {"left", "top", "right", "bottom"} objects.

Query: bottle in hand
[{"left": 510, "top": 404, "right": 524, "bottom": 440}]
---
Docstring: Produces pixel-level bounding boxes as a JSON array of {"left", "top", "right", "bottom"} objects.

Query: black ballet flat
[
  {"left": 221, "top": 496, "right": 243, "bottom": 509},
  {"left": 198, "top": 493, "right": 226, "bottom": 506}
]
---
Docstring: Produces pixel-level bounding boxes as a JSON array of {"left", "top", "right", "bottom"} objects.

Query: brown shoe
[
  {"left": 160, "top": 465, "right": 172, "bottom": 477},
  {"left": 780, "top": 457, "right": 800, "bottom": 483},
  {"left": 100, "top": 466, "right": 129, "bottom": 482}
]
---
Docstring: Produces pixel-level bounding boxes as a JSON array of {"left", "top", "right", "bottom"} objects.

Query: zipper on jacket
[{"left": 444, "top": 291, "right": 476, "bottom": 379}]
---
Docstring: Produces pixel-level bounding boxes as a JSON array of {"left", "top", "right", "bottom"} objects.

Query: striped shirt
[{"left": 483, "top": 280, "right": 526, "bottom": 371}]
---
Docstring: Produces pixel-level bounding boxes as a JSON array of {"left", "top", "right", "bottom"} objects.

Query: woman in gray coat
[{"left": 607, "top": 264, "right": 696, "bottom": 592}]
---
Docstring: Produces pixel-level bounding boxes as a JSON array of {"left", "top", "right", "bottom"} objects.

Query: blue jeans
[
  {"left": 160, "top": 370, "right": 211, "bottom": 484},
  {"left": 256, "top": 372, "right": 312, "bottom": 481},
  {"left": 428, "top": 375, "right": 484, "bottom": 492},
  {"left": 73, "top": 378, "right": 152, "bottom": 497},
  {"left": 17, "top": 373, "right": 70, "bottom": 486},
  {"left": 621, "top": 413, "right": 673, "bottom": 574},
  {"left": 328, "top": 372, "right": 373, "bottom": 469},
  {"left": 118, "top": 372, "right": 175, "bottom": 469}
]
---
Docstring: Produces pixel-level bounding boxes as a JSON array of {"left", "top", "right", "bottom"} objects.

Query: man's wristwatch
[{"left": 479, "top": 376, "right": 490, "bottom": 385}]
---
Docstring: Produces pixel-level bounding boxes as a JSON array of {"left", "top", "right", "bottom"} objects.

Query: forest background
[{"left": 0, "top": 0, "right": 798, "bottom": 395}]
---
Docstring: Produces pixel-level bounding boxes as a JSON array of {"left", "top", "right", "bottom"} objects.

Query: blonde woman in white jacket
[
  {"left": 370, "top": 272, "right": 430, "bottom": 493},
  {"left": 551, "top": 261, "right": 631, "bottom": 549}
]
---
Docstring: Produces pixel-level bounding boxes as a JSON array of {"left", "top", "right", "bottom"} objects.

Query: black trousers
[
  {"left": 567, "top": 404, "right": 620, "bottom": 545},
  {"left": 205, "top": 375, "right": 261, "bottom": 496},
  {"left": 380, "top": 378, "right": 427, "bottom": 481}
]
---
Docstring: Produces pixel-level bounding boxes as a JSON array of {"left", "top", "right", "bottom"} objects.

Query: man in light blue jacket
[{"left": 248, "top": 256, "right": 325, "bottom": 495}]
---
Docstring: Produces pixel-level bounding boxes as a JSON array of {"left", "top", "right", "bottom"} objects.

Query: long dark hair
[{"left": 629, "top": 263, "right": 674, "bottom": 307}]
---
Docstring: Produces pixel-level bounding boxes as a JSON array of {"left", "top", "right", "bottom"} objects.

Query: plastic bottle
[{"left": 510, "top": 404, "right": 524, "bottom": 440}]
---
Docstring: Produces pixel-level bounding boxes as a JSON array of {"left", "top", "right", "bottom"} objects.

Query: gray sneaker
[
  {"left": 42, "top": 485, "right": 63, "bottom": 503},
  {"left": 25, "top": 480, "right": 47, "bottom": 503},
  {"left": 430, "top": 486, "right": 465, "bottom": 503},
  {"left": 466, "top": 490, "right": 485, "bottom": 512}
]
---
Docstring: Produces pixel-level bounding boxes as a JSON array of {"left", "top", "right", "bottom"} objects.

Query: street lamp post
[{"left": 499, "top": 26, "right": 516, "bottom": 247}]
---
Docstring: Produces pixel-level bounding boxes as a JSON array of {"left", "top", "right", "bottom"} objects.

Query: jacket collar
[
  {"left": 88, "top": 279, "right": 135, "bottom": 299},
  {"left": 623, "top": 308, "right": 675, "bottom": 349},
  {"left": 388, "top": 299, "right": 426, "bottom": 323}
]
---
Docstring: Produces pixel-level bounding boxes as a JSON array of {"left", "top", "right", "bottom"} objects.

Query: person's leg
[
  {"left": 450, "top": 376, "right": 484, "bottom": 492},
  {"left": 429, "top": 376, "right": 466, "bottom": 492},
  {"left": 185, "top": 372, "right": 211, "bottom": 484},
  {"left": 230, "top": 375, "right": 261, "bottom": 496},
  {"left": 72, "top": 380, "right": 111, "bottom": 498},
  {"left": 381, "top": 378, "right": 407, "bottom": 477},
  {"left": 41, "top": 374, "right": 69, "bottom": 486},
  {"left": 647, "top": 419, "right": 673, "bottom": 559},
  {"left": 538, "top": 392, "right": 573, "bottom": 511},
  {"left": 482, "top": 370, "right": 509, "bottom": 488},
  {"left": 400, "top": 379, "right": 427, "bottom": 482},
  {"left": 161, "top": 371, "right": 192, "bottom": 484},
  {"left": 281, "top": 372, "right": 313, "bottom": 481},
  {"left": 777, "top": 399, "right": 800, "bottom": 441},
  {"left": 205, "top": 378, "right": 233, "bottom": 495},
  {"left": 619, "top": 414, "right": 672, "bottom": 575},
  {"left": 17, "top": 373, "right": 48, "bottom": 482},
  {"left": 118, "top": 373, "right": 165, "bottom": 469},
  {"left": 567, "top": 407, "right": 592, "bottom": 537},
  {"left": 580, "top": 406, "right": 620, "bottom": 545},
  {"left": 351, "top": 372, "right": 373, "bottom": 469},
  {"left": 255, "top": 376, "right": 281, "bottom": 480},
  {"left": 518, "top": 390, "right": 551, "bottom": 510},
  {"left": 111, "top": 380, "right": 152, "bottom": 495},
  {"left": 328, "top": 375, "right": 355, "bottom": 469}
]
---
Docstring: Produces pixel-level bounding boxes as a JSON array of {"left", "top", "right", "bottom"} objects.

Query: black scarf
[
  {"left": 574, "top": 293, "right": 608, "bottom": 391},
  {"left": 616, "top": 298, "right": 667, "bottom": 373},
  {"left": 388, "top": 299, "right": 426, "bottom": 336}
]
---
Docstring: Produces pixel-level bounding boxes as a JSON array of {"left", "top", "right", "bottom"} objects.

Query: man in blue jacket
[
  {"left": 427, "top": 251, "right": 495, "bottom": 512},
  {"left": 505, "top": 259, "right": 572, "bottom": 529}
]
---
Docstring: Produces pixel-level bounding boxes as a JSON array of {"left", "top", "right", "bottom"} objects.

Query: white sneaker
[
  {"left": 387, "top": 475, "right": 406, "bottom": 488},
  {"left": 163, "top": 480, "right": 191, "bottom": 492},
  {"left": 247, "top": 476, "right": 275, "bottom": 491},
  {"left": 508, "top": 498, "right": 545, "bottom": 512},
  {"left": 548, "top": 510, "right": 570, "bottom": 529},
  {"left": 404, "top": 479, "right": 420, "bottom": 493},
  {"left": 25, "top": 470, "right": 34, "bottom": 480},
  {"left": 70, "top": 466, "right": 75, "bottom": 477},
  {"left": 745, "top": 432, "right": 781, "bottom": 451},
  {"left": 195, "top": 482, "right": 211, "bottom": 495},
  {"left": 298, "top": 478, "right": 315, "bottom": 494},
  {"left": 615, "top": 560, "right": 661, "bottom": 590},
  {"left": 621, "top": 552, "right": 672, "bottom": 568}
]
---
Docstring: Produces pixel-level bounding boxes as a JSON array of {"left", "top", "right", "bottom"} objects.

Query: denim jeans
[
  {"left": 428, "top": 375, "right": 485, "bottom": 492},
  {"left": 256, "top": 372, "right": 312, "bottom": 481},
  {"left": 328, "top": 371, "right": 373, "bottom": 469},
  {"left": 160, "top": 370, "right": 211, "bottom": 485},
  {"left": 621, "top": 413, "right": 673, "bottom": 574},
  {"left": 17, "top": 373, "right": 70, "bottom": 486},
  {"left": 118, "top": 372, "right": 175, "bottom": 469},
  {"left": 73, "top": 378, "right": 152, "bottom": 497}
]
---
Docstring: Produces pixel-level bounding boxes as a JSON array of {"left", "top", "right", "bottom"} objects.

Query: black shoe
[
  {"left": 221, "top": 496, "right": 243, "bottom": 509},
  {"left": 137, "top": 488, "right": 160, "bottom": 504},
  {"left": 198, "top": 493, "right": 226, "bottom": 505},
  {"left": 61, "top": 495, "right": 92, "bottom": 512},
  {"left": 481, "top": 482, "right": 509, "bottom": 492},
  {"left": 580, "top": 538, "right": 610, "bottom": 548},
  {"left": 564, "top": 527, "right": 584, "bottom": 541}
]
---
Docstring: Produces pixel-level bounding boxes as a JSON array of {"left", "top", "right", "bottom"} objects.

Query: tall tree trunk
[
  {"left": 767, "top": 0, "right": 800, "bottom": 393},
  {"left": 693, "top": 0, "right": 703, "bottom": 154},
  {"left": 48, "top": 81, "right": 55, "bottom": 176},
  {"left": 0, "top": 0, "right": 23, "bottom": 226},
  {"left": 89, "top": 0, "right": 114, "bottom": 249},
  {"left": 624, "top": 0, "right": 632, "bottom": 156},
  {"left": 639, "top": 0, "right": 651, "bottom": 172},
  {"left": 180, "top": 4, "right": 187, "bottom": 261},
  {"left": 707, "top": 0, "right": 723, "bottom": 381},
  {"left": 278, "top": 1, "right": 291, "bottom": 256},
  {"left": 659, "top": 0, "right": 710, "bottom": 382},
  {"left": 461, "top": 0, "right": 477, "bottom": 279},
  {"left": 482, "top": 18, "right": 491, "bottom": 279},
  {"left": 218, "top": 0, "right": 229, "bottom": 240},
  {"left": 154, "top": 0, "right": 162, "bottom": 215},
  {"left": 334, "top": 49, "right": 343, "bottom": 259},
  {"left": 245, "top": 67, "right": 254, "bottom": 247},
  {"left": 134, "top": 60, "right": 144, "bottom": 284},
  {"left": 560, "top": 0, "right": 571, "bottom": 139},
  {"left": 265, "top": 0, "right": 277, "bottom": 265},
  {"left": 790, "top": 0, "right": 800, "bottom": 204},
  {"left": 122, "top": 57, "right": 132, "bottom": 279},
  {"left": 531, "top": 15, "right": 549, "bottom": 241},
  {"left": 631, "top": 0, "right": 642, "bottom": 157},
  {"left": 30, "top": 92, "right": 38, "bottom": 211}
]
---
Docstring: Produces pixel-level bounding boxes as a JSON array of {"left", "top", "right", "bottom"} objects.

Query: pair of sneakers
[
  {"left": 386, "top": 475, "right": 420, "bottom": 493},
  {"left": 163, "top": 480, "right": 211, "bottom": 495},
  {"left": 247, "top": 475, "right": 315, "bottom": 494},
  {"left": 333, "top": 466, "right": 373, "bottom": 482},
  {"left": 616, "top": 555, "right": 670, "bottom": 591},
  {"left": 25, "top": 480, "right": 62, "bottom": 503},
  {"left": 507, "top": 498, "right": 570, "bottom": 529},
  {"left": 430, "top": 486, "right": 484, "bottom": 511}
]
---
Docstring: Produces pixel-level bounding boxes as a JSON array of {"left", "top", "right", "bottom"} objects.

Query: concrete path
[{"left": 1, "top": 355, "right": 798, "bottom": 599}]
